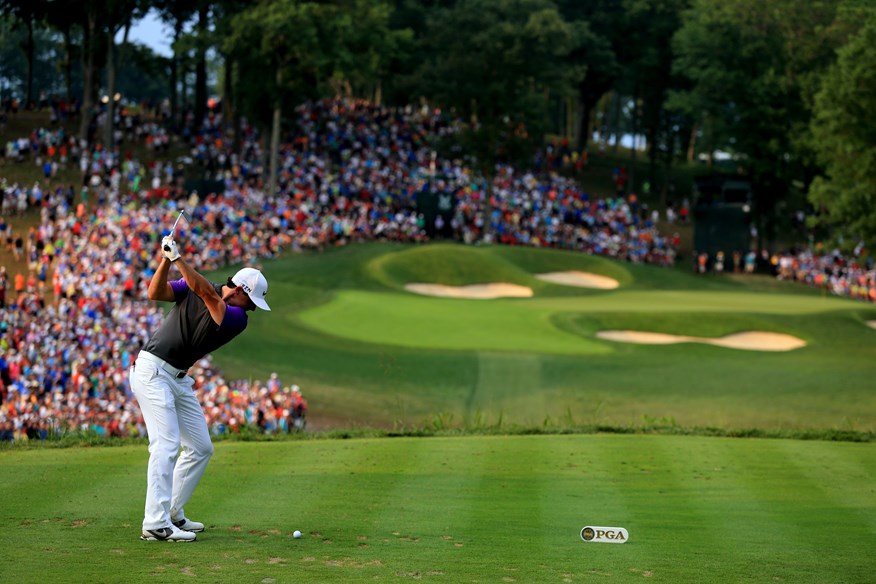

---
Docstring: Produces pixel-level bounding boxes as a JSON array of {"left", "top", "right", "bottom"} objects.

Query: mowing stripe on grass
[
  {"left": 714, "top": 440, "right": 839, "bottom": 581},
  {"left": 2, "top": 436, "right": 874, "bottom": 583},
  {"left": 201, "top": 440, "right": 371, "bottom": 528},
  {"left": 2, "top": 447, "right": 143, "bottom": 522},
  {"left": 458, "top": 436, "right": 561, "bottom": 579},
  {"left": 776, "top": 440, "right": 876, "bottom": 536},
  {"left": 360, "top": 437, "right": 489, "bottom": 573},
  {"left": 583, "top": 435, "right": 692, "bottom": 578},
  {"left": 530, "top": 435, "right": 645, "bottom": 579},
  {"left": 645, "top": 436, "right": 739, "bottom": 578},
  {"left": 468, "top": 352, "right": 542, "bottom": 422}
]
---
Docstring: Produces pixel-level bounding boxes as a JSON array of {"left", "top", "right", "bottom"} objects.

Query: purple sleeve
[
  {"left": 169, "top": 278, "right": 189, "bottom": 301},
  {"left": 221, "top": 305, "right": 248, "bottom": 332}
]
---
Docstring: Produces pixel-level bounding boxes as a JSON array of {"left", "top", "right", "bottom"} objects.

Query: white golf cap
[{"left": 231, "top": 267, "right": 271, "bottom": 311}]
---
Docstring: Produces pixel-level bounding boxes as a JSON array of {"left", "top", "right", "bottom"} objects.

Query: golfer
[{"left": 131, "top": 235, "right": 271, "bottom": 542}]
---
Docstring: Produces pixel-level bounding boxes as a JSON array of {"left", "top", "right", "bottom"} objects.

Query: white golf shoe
[
  {"left": 173, "top": 517, "right": 205, "bottom": 532},
  {"left": 140, "top": 524, "right": 197, "bottom": 542}
]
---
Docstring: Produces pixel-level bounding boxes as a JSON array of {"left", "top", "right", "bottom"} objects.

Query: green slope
[{"left": 205, "top": 242, "right": 876, "bottom": 432}]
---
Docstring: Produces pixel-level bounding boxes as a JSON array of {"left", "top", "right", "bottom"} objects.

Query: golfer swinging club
[{"left": 130, "top": 234, "right": 271, "bottom": 542}]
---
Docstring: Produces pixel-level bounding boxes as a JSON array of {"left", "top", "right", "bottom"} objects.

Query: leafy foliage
[
  {"left": 413, "top": 0, "right": 584, "bottom": 167},
  {"left": 1, "top": 0, "right": 875, "bottom": 244},
  {"left": 808, "top": 14, "right": 876, "bottom": 248}
]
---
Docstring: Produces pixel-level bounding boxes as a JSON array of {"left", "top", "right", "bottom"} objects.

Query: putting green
[
  {"left": 296, "top": 288, "right": 853, "bottom": 355},
  {"left": 297, "top": 290, "right": 611, "bottom": 355}
]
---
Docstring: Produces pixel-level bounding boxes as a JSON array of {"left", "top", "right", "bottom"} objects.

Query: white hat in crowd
[{"left": 231, "top": 267, "right": 271, "bottom": 311}]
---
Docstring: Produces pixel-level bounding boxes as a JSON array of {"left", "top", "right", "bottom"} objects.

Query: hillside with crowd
[{"left": 0, "top": 97, "right": 872, "bottom": 441}]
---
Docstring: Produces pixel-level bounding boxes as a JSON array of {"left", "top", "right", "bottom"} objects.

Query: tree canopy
[
  {"left": 1, "top": 0, "right": 874, "bottom": 247},
  {"left": 808, "top": 12, "right": 876, "bottom": 248}
]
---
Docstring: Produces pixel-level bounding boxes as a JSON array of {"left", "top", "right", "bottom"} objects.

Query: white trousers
[{"left": 130, "top": 351, "right": 214, "bottom": 530}]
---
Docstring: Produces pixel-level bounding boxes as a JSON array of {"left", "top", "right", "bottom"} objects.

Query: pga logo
[{"left": 580, "top": 525, "right": 629, "bottom": 544}]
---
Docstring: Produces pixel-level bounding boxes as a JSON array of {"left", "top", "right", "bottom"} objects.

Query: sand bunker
[
  {"left": 405, "top": 283, "right": 533, "bottom": 299},
  {"left": 535, "top": 271, "right": 620, "bottom": 290},
  {"left": 867, "top": 320, "right": 876, "bottom": 330},
  {"left": 596, "top": 330, "right": 807, "bottom": 352}
]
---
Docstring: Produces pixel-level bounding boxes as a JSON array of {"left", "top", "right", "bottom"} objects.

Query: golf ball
[{"left": 293, "top": 530, "right": 302, "bottom": 538}]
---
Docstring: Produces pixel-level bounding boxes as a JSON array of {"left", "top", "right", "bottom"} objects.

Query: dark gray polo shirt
[{"left": 143, "top": 279, "right": 248, "bottom": 369}]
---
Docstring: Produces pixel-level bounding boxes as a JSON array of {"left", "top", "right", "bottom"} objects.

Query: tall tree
[
  {"left": 807, "top": 10, "right": 876, "bottom": 248},
  {"left": 0, "top": 13, "right": 26, "bottom": 100},
  {"left": 44, "top": 0, "right": 82, "bottom": 100},
  {"left": 193, "top": 0, "right": 210, "bottom": 126},
  {"left": 416, "top": 0, "right": 584, "bottom": 168},
  {"left": 210, "top": 0, "right": 250, "bottom": 150},
  {"left": 0, "top": 0, "right": 50, "bottom": 107},
  {"left": 104, "top": 0, "right": 146, "bottom": 149},
  {"left": 620, "top": 0, "right": 687, "bottom": 199},
  {"left": 78, "top": 1, "right": 99, "bottom": 141},
  {"left": 329, "top": 0, "right": 412, "bottom": 104},
  {"left": 155, "top": 0, "right": 199, "bottom": 128},
  {"left": 227, "top": 0, "right": 332, "bottom": 196},
  {"left": 554, "top": 0, "right": 621, "bottom": 152},
  {"left": 670, "top": 0, "right": 844, "bottom": 246},
  {"left": 383, "top": 0, "right": 457, "bottom": 104}
]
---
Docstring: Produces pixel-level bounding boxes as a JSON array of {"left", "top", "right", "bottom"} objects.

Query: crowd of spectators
[
  {"left": 690, "top": 243, "right": 875, "bottom": 303},
  {"left": 0, "top": 198, "right": 309, "bottom": 441},
  {"left": 1, "top": 96, "right": 870, "bottom": 442},
  {"left": 773, "top": 247, "right": 875, "bottom": 302}
]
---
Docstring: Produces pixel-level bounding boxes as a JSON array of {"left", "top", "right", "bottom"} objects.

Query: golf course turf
[
  {"left": 2, "top": 242, "right": 874, "bottom": 582},
  {"left": 212, "top": 243, "right": 875, "bottom": 431},
  {"left": 1, "top": 436, "right": 874, "bottom": 582}
]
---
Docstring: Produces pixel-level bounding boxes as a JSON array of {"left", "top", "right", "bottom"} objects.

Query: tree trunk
[
  {"left": 170, "top": 21, "right": 183, "bottom": 129},
  {"left": 575, "top": 97, "right": 596, "bottom": 152},
  {"left": 648, "top": 129, "right": 657, "bottom": 199},
  {"left": 268, "top": 67, "right": 282, "bottom": 197},
  {"left": 63, "top": 29, "right": 73, "bottom": 101},
  {"left": 104, "top": 28, "right": 115, "bottom": 148},
  {"left": 687, "top": 122, "right": 698, "bottom": 163},
  {"left": 181, "top": 64, "right": 188, "bottom": 124},
  {"left": 610, "top": 92, "right": 622, "bottom": 154},
  {"left": 598, "top": 93, "right": 611, "bottom": 146},
  {"left": 574, "top": 100, "right": 585, "bottom": 151},
  {"left": 194, "top": 4, "right": 209, "bottom": 126},
  {"left": 661, "top": 117, "right": 676, "bottom": 209},
  {"left": 79, "top": 14, "right": 96, "bottom": 142},
  {"left": 629, "top": 92, "right": 640, "bottom": 195},
  {"left": 104, "top": 19, "right": 131, "bottom": 149},
  {"left": 222, "top": 53, "right": 234, "bottom": 127},
  {"left": 703, "top": 112, "right": 716, "bottom": 167},
  {"left": 24, "top": 19, "right": 34, "bottom": 108},
  {"left": 230, "top": 59, "right": 242, "bottom": 157}
]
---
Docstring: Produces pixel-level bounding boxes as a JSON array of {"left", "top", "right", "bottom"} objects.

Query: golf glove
[{"left": 161, "top": 236, "right": 181, "bottom": 262}]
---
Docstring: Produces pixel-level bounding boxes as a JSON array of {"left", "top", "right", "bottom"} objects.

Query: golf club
[{"left": 169, "top": 209, "right": 192, "bottom": 238}]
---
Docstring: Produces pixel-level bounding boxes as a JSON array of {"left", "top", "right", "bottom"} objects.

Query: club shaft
[{"left": 170, "top": 211, "right": 185, "bottom": 237}]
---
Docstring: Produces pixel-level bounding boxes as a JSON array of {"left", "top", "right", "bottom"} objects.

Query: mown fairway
[
  {"left": 208, "top": 243, "right": 876, "bottom": 432},
  {"left": 1, "top": 436, "right": 874, "bottom": 583}
]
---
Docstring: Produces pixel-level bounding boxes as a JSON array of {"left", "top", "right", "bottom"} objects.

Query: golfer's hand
[{"left": 161, "top": 236, "right": 181, "bottom": 262}]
